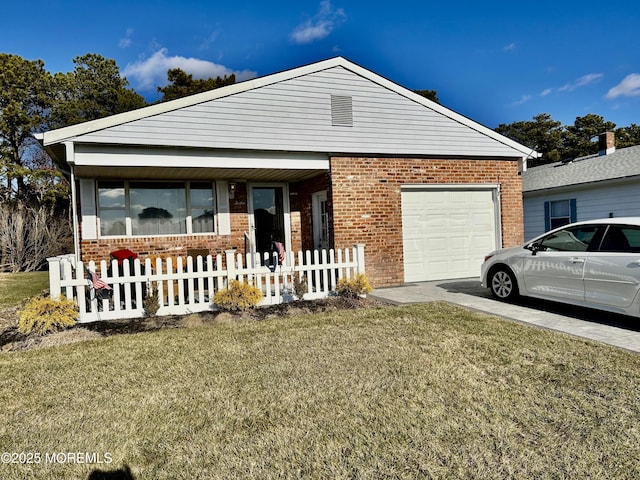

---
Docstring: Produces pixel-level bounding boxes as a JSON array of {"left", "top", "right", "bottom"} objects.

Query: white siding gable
[{"left": 74, "top": 66, "right": 525, "bottom": 159}]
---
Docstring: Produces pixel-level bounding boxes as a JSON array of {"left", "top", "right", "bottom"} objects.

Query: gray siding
[
  {"left": 523, "top": 180, "right": 640, "bottom": 240},
  {"left": 78, "top": 67, "right": 522, "bottom": 158}
]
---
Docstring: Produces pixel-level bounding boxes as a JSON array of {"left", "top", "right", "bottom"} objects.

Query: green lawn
[
  {"left": 1, "top": 302, "right": 639, "bottom": 479},
  {"left": 0, "top": 271, "right": 49, "bottom": 309}
]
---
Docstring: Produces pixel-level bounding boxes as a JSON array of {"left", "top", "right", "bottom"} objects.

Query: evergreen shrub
[
  {"left": 18, "top": 296, "right": 78, "bottom": 335},
  {"left": 335, "top": 274, "right": 373, "bottom": 299},
  {"left": 213, "top": 280, "right": 263, "bottom": 312}
]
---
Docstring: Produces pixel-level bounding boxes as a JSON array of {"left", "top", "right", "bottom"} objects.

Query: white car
[{"left": 481, "top": 218, "right": 640, "bottom": 318}]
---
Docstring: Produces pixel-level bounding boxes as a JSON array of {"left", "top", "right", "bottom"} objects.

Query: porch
[{"left": 48, "top": 245, "right": 366, "bottom": 322}]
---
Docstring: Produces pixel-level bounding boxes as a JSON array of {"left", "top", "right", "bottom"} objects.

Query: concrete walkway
[{"left": 372, "top": 279, "right": 640, "bottom": 353}]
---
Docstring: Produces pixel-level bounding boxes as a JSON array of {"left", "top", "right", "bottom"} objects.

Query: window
[
  {"left": 544, "top": 199, "right": 577, "bottom": 231},
  {"left": 190, "top": 183, "right": 215, "bottom": 233},
  {"left": 599, "top": 225, "right": 640, "bottom": 253},
  {"left": 98, "top": 181, "right": 126, "bottom": 236},
  {"left": 549, "top": 200, "right": 571, "bottom": 229},
  {"left": 538, "top": 225, "right": 600, "bottom": 252},
  {"left": 98, "top": 181, "right": 215, "bottom": 237},
  {"left": 131, "top": 182, "right": 187, "bottom": 235}
]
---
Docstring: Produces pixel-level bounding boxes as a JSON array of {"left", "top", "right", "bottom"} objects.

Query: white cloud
[
  {"left": 508, "top": 95, "right": 531, "bottom": 107},
  {"left": 503, "top": 42, "right": 516, "bottom": 52},
  {"left": 122, "top": 48, "right": 257, "bottom": 91},
  {"left": 606, "top": 73, "right": 640, "bottom": 99},
  {"left": 575, "top": 73, "right": 603, "bottom": 87},
  {"left": 290, "top": 0, "right": 346, "bottom": 44},
  {"left": 119, "top": 28, "right": 134, "bottom": 48},
  {"left": 558, "top": 73, "right": 603, "bottom": 92},
  {"left": 541, "top": 73, "right": 603, "bottom": 97},
  {"left": 199, "top": 31, "right": 220, "bottom": 51}
]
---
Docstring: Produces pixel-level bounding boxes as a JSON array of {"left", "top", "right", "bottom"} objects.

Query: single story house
[
  {"left": 38, "top": 56, "right": 536, "bottom": 287},
  {"left": 523, "top": 132, "right": 640, "bottom": 240}
]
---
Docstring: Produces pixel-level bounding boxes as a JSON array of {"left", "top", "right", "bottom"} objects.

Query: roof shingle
[{"left": 522, "top": 145, "right": 640, "bottom": 193}]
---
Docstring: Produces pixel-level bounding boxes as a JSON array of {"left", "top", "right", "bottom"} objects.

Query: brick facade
[
  {"left": 329, "top": 157, "right": 524, "bottom": 288},
  {"left": 79, "top": 158, "right": 523, "bottom": 288}
]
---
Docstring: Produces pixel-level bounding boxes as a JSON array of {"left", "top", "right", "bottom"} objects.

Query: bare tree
[{"left": 0, "top": 204, "right": 72, "bottom": 272}]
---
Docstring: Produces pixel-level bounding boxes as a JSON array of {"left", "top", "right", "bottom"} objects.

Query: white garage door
[{"left": 401, "top": 187, "right": 498, "bottom": 282}]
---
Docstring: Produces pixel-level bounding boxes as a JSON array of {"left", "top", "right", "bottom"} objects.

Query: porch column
[{"left": 65, "top": 142, "right": 80, "bottom": 263}]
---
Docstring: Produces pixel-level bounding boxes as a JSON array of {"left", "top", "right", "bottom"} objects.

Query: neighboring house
[
  {"left": 37, "top": 57, "right": 535, "bottom": 288},
  {"left": 523, "top": 132, "right": 640, "bottom": 240}
]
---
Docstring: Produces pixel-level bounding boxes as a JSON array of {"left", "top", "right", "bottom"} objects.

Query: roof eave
[{"left": 523, "top": 174, "right": 640, "bottom": 196}]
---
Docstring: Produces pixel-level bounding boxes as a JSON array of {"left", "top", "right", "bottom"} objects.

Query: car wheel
[{"left": 490, "top": 267, "right": 518, "bottom": 301}]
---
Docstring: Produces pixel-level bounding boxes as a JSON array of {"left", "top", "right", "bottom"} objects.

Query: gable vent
[{"left": 331, "top": 95, "right": 353, "bottom": 127}]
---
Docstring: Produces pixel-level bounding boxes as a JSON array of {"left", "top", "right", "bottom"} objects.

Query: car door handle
[{"left": 569, "top": 257, "right": 585, "bottom": 264}]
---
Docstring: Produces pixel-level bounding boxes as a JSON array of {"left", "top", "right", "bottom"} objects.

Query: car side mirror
[{"left": 527, "top": 243, "right": 542, "bottom": 256}]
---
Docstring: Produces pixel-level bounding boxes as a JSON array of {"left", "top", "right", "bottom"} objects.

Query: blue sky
[{"left": 3, "top": 0, "right": 639, "bottom": 129}]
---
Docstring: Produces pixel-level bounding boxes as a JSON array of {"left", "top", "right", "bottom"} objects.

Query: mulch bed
[{"left": 0, "top": 296, "right": 390, "bottom": 353}]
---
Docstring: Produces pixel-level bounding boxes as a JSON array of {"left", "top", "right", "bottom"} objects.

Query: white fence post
[
  {"left": 47, "top": 256, "right": 62, "bottom": 299},
  {"left": 225, "top": 249, "right": 237, "bottom": 286},
  {"left": 355, "top": 244, "right": 366, "bottom": 274}
]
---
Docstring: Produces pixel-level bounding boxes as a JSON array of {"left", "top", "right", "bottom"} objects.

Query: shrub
[
  {"left": 18, "top": 296, "right": 78, "bottom": 335},
  {"left": 335, "top": 273, "right": 373, "bottom": 299},
  {"left": 293, "top": 275, "right": 308, "bottom": 299},
  {"left": 214, "top": 280, "right": 263, "bottom": 312},
  {"left": 143, "top": 284, "right": 160, "bottom": 317}
]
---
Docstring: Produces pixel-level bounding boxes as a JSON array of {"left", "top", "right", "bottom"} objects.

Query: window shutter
[
  {"left": 570, "top": 199, "right": 577, "bottom": 223},
  {"left": 544, "top": 201, "right": 551, "bottom": 232}
]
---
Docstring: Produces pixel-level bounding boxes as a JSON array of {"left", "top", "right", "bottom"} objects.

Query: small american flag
[{"left": 90, "top": 271, "right": 111, "bottom": 291}]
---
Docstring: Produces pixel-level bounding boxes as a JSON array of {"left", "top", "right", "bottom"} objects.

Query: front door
[
  {"left": 312, "top": 190, "right": 329, "bottom": 251},
  {"left": 249, "top": 185, "right": 290, "bottom": 259}
]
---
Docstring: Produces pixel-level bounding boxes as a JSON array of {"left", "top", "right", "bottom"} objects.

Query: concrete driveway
[{"left": 372, "top": 278, "right": 640, "bottom": 353}]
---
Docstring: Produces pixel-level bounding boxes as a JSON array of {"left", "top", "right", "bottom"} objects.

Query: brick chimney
[{"left": 598, "top": 131, "right": 615, "bottom": 156}]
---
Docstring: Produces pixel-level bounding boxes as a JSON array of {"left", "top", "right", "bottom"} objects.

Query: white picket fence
[{"left": 48, "top": 245, "right": 366, "bottom": 323}]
